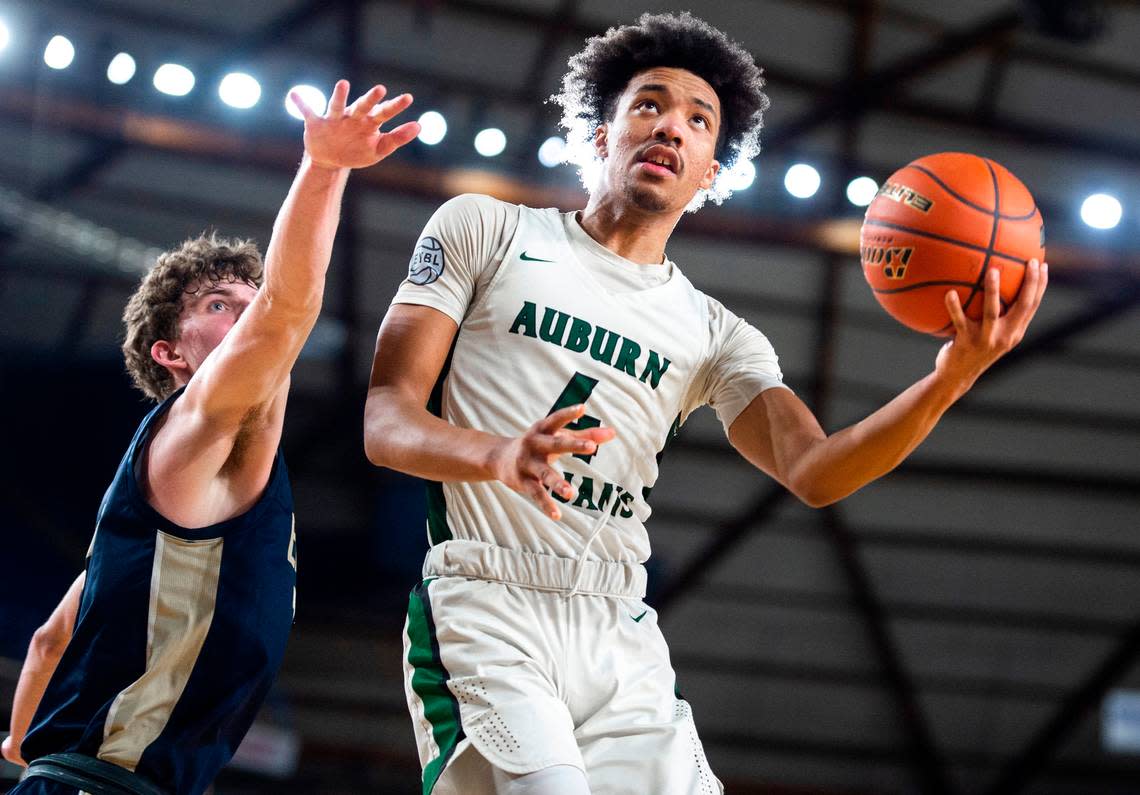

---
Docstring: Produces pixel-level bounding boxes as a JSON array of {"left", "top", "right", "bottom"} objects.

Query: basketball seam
[
  {"left": 906, "top": 163, "right": 1038, "bottom": 221},
  {"left": 870, "top": 279, "right": 976, "bottom": 295},
  {"left": 960, "top": 160, "right": 1002, "bottom": 316},
  {"left": 861, "top": 219, "right": 1025, "bottom": 265}
]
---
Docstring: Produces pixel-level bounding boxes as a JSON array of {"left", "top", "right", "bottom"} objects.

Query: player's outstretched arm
[
  {"left": 364, "top": 304, "right": 615, "bottom": 520},
  {"left": 146, "top": 81, "right": 418, "bottom": 525},
  {"left": 2, "top": 572, "right": 84, "bottom": 767},
  {"left": 730, "top": 261, "right": 1048, "bottom": 507}
]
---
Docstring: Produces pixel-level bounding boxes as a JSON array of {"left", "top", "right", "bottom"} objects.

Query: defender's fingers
[
  {"left": 539, "top": 404, "right": 587, "bottom": 433},
  {"left": 288, "top": 91, "right": 316, "bottom": 121},
  {"left": 374, "top": 121, "right": 421, "bottom": 159},
  {"left": 1006, "top": 259, "right": 1041, "bottom": 325},
  {"left": 327, "top": 79, "right": 350, "bottom": 115},
  {"left": 565, "top": 426, "right": 617, "bottom": 445},
  {"left": 525, "top": 479, "right": 561, "bottom": 520},
  {"left": 349, "top": 84, "right": 387, "bottom": 117},
  {"left": 944, "top": 290, "right": 967, "bottom": 337},
  {"left": 370, "top": 93, "right": 415, "bottom": 124}
]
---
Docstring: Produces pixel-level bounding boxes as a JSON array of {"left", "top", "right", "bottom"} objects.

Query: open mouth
[{"left": 637, "top": 145, "right": 679, "bottom": 175}]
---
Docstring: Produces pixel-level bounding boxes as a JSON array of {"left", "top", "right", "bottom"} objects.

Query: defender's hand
[
  {"left": 290, "top": 80, "right": 420, "bottom": 171},
  {"left": 489, "top": 405, "right": 617, "bottom": 521},
  {"left": 936, "top": 259, "right": 1048, "bottom": 389}
]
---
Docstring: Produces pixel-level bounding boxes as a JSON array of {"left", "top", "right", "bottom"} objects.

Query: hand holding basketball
[
  {"left": 935, "top": 258, "right": 1048, "bottom": 388},
  {"left": 289, "top": 79, "right": 421, "bottom": 170}
]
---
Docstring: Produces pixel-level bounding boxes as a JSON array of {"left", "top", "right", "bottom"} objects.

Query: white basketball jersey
[{"left": 393, "top": 195, "right": 787, "bottom": 564}]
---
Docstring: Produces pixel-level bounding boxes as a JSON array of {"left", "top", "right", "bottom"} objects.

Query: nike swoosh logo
[
  {"left": 520, "top": 251, "right": 555, "bottom": 262},
  {"left": 631, "top": 610, "right": 648, "bottom": 623}
]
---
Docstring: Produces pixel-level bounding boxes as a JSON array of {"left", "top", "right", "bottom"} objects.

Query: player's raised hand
[
  {"left": 489, "top": 404, "right": 617, "bottom": 521},
  {"left": 936, "top": 258, "right": 1048, "bottom": 386},
  {"left": 289, "top": 79, "right": 421, "bottom": 171}
]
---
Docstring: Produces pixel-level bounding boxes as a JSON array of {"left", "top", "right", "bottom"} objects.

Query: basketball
[{"left": 860, "top": 152, "right": 1045, "bottom": 336}]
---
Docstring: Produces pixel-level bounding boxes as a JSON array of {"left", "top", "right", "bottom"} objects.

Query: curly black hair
[{"left": 553, "top": 11, "right": 769, "bottom": 205}]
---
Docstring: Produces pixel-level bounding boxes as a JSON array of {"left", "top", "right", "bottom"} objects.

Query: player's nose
[{"left": 652, "top": 112, "right": 685, "bottom": 146}]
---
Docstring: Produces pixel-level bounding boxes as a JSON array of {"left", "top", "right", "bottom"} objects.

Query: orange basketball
[{"left": 860, "top": 152, "right": 1044, "bottom": 336}]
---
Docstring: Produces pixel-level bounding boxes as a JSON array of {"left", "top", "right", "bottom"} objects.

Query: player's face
[
  {"left": 169, "top": 279, "right": 258, "bottom": 374},
  {"left": 594, "top": 67, "right": 721, "bottom": 213}
]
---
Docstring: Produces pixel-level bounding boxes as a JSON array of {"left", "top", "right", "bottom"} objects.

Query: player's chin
[{"left": 628, "top": 184, "right": 673, "bottom": 213}]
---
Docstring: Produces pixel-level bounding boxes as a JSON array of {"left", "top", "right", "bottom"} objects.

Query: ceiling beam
[{"left": 982, "top": 616, "right": 1140, "bottom": 795}]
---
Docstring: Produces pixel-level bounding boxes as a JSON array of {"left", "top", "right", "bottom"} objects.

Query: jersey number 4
[{"left": 547, "top": 372, "right": 601, "bottom": 464}]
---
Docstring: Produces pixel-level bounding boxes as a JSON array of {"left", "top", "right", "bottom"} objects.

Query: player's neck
[{"left": 578, "top": 196, "right": 679, "bottom": 265}]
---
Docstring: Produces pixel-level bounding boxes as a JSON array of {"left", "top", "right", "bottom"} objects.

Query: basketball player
[
  {"left": 2, "top": 80, "right": 419, "bottom": 794},
  {"left": 364, "top": 13, "right": 1048, "bottom": 795}
]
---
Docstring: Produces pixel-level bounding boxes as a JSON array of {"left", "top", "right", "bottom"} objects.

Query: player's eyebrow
[{"left": 634, "top": 83, "right": 718, "bottom": 120}]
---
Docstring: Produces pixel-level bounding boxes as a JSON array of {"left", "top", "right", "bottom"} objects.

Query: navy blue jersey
[{"left": 21, "top": 389, "right": 297, "bottom": 795}]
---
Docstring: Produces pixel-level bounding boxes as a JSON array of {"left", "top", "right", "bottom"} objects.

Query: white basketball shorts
[{"left": 402, "top": 539, "right": 723, "bottom": 795}]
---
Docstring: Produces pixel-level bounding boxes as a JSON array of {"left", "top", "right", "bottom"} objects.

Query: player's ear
[
  {"left": 699, "top": 158, "right": 720, "bottom": 190},
  {"left": 593, "top": 124, "right": 608, "bottom": 159},
  {"left": 151, "top": 340, "right": 189, "bottom": 376}
]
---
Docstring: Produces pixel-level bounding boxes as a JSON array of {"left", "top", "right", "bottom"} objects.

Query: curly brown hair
[
  {"left": 553, "top": 11, "right": 769, "bottom": 206},
  {"left": 122, "top": 234, "right": 263, "bottom": 401}
]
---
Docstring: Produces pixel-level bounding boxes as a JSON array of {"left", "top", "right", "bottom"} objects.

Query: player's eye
[
  {"left": 692, "top": 115, "right": 708, "bottom": 128},
  {"left": 636, "top": 99, "right": 658, "bottom": 112},
  {"left": 209, "top": 301, "right": 226, "bottom": 311}
]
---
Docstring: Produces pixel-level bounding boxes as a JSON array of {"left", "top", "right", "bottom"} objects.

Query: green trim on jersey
[
  {"left": 407, "top": 579, "right": 464, "bottom": 795},
  {"left": 642, "top": 413, "right": 682, "bottom": 503},
  {"left": 425, "top": 342, "right": 458, "bottom": 544}
]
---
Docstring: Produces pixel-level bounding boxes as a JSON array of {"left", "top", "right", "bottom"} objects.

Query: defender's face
[
  {"left": 594, "top": 67, "right": 722, "bottom": 213},
  {"left": 166, "top": 280, "right": 258, "bottom": 374}
]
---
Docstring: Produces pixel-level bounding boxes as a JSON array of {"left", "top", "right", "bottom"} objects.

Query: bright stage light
[
  {"left": 1080, "top": 193, "right": 1122, "bottom": 230},
  {"left": 538, "top": 136, "right": 566, "bottom": 168},
  {"left": 846, "top": 176, "right": 879, "bottom": 207},
  {"left": 106, "top": 52, "right": 136, "bottom": 85},
  {"left": 44, "top": 35, "right": 75, "bottom": 70},
  {"left": 417, "top": 111, "right": 447, "bottom": 145},
  {"left": 0, "top": 20, "right": 11, "bottom": 53},
  {"left": 154, "top": 63, "right": 195, "bottom": 97},
  {"left": 285, "top": 84, "right": 326, "bottom": 120},
  {"left": 474, "top": 128, "right": 506, "bottom": 157},
  {"left": 723, "top": 158, "right": 756, "bottom": 191},
  {"left": 219, "top": 72, "right": 261, "bottom": 109},
  {"left": 784, "top": 163, "right": 821, "bottom": 199}
]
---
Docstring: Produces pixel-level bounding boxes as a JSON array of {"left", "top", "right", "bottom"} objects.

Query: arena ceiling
[{"left": 1, "top": 1, "right": 1138, "bottom": 793}]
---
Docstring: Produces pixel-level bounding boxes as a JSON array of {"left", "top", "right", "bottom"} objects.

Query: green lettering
[
  {"left": 639, "top": 350, "right": 671, "bottom": 389},
  {"left": 572, "top": 477, "right": 598, "bottom": 511},
  {"left": 565, "top": 317, "right": 591, "bottom": 353},
  {"left": 597, "top": 482, "right": 614, "bottom": 512},
  {"left": 618, "top": 491, "right": 635, "bottom": 518},
  {"left": 590, "top": 326, "right": 618, "bottom": 365},
  {"left": 539, "top": 308, "right": 571, "bottom": 344},
  {"left": 509, "top": 301, "right": 538, "bottom": 338},
  {"left": 612, "top": 338, "right": 641, "bottom": 377}
]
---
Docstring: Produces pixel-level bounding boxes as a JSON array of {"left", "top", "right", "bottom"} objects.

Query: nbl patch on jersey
[{"left": 408, "top": 236, "right": 445, "bottom": 285}]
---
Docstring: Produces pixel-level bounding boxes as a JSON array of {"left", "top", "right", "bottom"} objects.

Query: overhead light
[
  {"left": 1080, "top": 193, "right": 1122, "bottom": 230},
  {"left": 417, "top": 111, "right": 447, "bottom": 145},
  {"left": 722, "top": 158, "right": 756, "bottom": 191},
  {"left": 153, "top": 63, "right": 195, "bottom": 97},
  {"left": 784, "top": 163, "right": 820, "bottom": 199},
  {"left": 846, "top": 176, "right": 879, "bottom": 207},
  {"left": 285, "top": 84, "right": 326, "bottom": 120},
  {"left": 0, "top": 20, "right": 11, "bottom": 53},
  {"left": 537, "top": 136, "right": 566, "bottom": 168},
  {"left": 474, "top": 128, "right": 506, "bottom": 158},
  {"left": 106, "top": 52, "right": 136, "bottom": 85},
  {"left": 219, "top": 72, "right": 261, "bottom": 109},
  {"left": 44, "top": 35, "right": 75, "bottom": 70}
]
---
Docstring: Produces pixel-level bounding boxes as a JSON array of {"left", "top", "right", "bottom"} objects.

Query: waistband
[
  {"left": 423, "top": 539, "right": 647, "bottom": 598},
  {"left": 25, "top": 753, "right": 166, "bottom": 795}
]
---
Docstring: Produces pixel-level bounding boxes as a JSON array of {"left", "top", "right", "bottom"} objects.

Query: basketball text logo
[
  {"left": 861, "top": 245, "right": 914, "bottom": 280},
  {"left": 877, "top": 182, "right": 933, "bottom": 213},
  {"left": 408, "top": 236, "right": 445, "bottom": 285}
]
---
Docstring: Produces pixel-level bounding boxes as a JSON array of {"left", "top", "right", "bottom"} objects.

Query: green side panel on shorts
[
  {"left": 425, "top": 341, "right": 458, "bottom": 545},
  {"left": 407, "top": 580, "right": 464, "bottom": 795}
]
